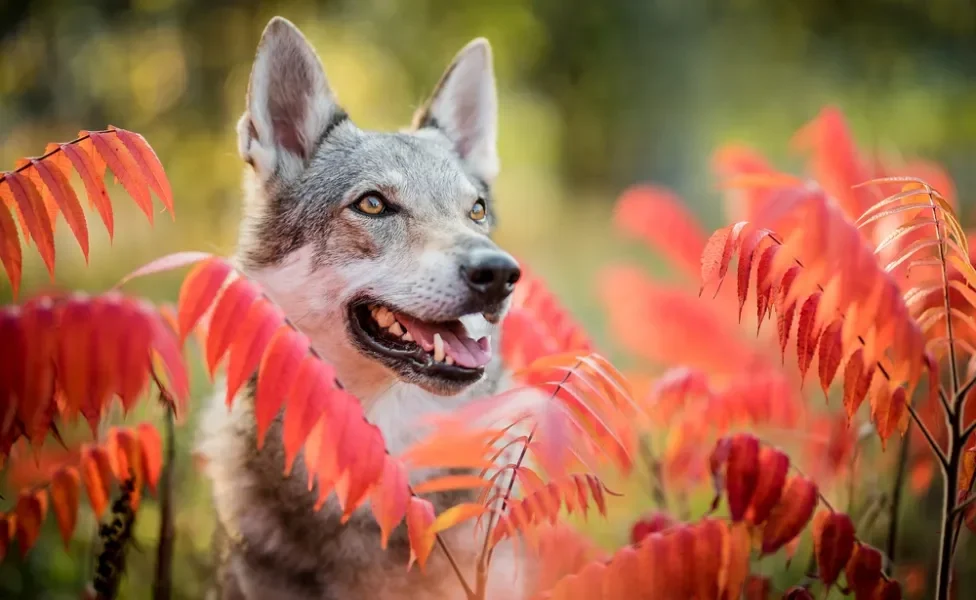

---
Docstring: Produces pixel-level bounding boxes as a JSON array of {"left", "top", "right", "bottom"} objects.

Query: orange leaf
[
  {"left": 80, "top": 444, "right": 114, "bottom": 518},
  {"left": 603, "top": 544, "right": 641, "bottom": 599},
  {"left": 721, "top": 522, "right": 753, "bottom": 600},
  {"left": 812, "top": 510, "right": 856, "bottom": 586},
  {"left": 136, "top": 423, "right": 163, "bottom": 495},
  {"left": 14, "top": 489, "right": 48, "bottom": 557},
  {"left": 88, "top": 130, "right": 154, "bottom": 221},
  {"left": 429, "top": 502, "right": 486, "bottom": 535},
  {"left": 4, "top": 171, "right": 55, "bottom": 276},
  {"left": 818, "top": 321, "right": 843, "bottom": 397},
  {"left": 872, "top": 386, "right": 907, "bottom": 449},
  {"left": 406, "top": 496, "right": 436, "bottom": 571},
  {"left": 413, "top": 474, "right": 493, "bottom": 495},
  {"left": 692, "top": 519, "right": 726, "bottom": 599},
  {"left": 177, "top": 257, "right": 234, "bottom": 342},
  {"left": 0, "top": 197, "right": 22, "bottom": 295},
  {"left": 50, "top": 466, "right": 81, "bottom": 548},
  {"left": 843, "top": 349, "right": 874, "bottom": 420},
  {"left": 761, "top": 476, "right": 818, "bottom": 554},
  {"left": 60, "top": 141, "right": 114, "bottom": 238},
  {"left": 107, "top": 427, "right": 144, "bottom": 509},
  {"left": 31, "top": 158, "right": 89, "bottom": 261},
  {"left": 255, "top": 326, "right": 309, "bottom": 448},
  {"left": 110, "top": 127, "right": 174, "bottom": 215}
]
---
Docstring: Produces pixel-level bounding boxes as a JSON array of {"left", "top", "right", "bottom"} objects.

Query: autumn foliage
[{"left": 3, "top": 106, "right": 975, "bottom": 599}]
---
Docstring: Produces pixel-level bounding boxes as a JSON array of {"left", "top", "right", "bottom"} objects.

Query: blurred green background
[{"left": 2, "top": 0, "right": 976, "bottom": 597}]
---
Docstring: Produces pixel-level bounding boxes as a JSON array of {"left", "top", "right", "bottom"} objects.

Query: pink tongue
[{"left": 397, "top": 315, "right": 492, "bottom": 368}]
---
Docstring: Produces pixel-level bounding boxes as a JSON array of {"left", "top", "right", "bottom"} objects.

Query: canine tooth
[
  {"left": 433, "top": 333, "right": 445, "bottom": 362},
  {"left": 402, "top": 331, "right": 414, "bottom": 342},
  {"left": 445, "top": 356, "right": 455, "bottom": 365},
  {"left": 389, "top": 321, "right": 404, "bottom": 336},
  {"left": 376, "top": 308, "right": 394, "bottom": 328}
]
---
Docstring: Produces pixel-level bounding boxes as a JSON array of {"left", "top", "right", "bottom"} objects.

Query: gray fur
[{"left": 200, "top": 16, "right": 534, "bottom": 600}]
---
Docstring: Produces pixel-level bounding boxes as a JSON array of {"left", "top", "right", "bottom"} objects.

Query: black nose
[{"left": 460, "top": 249, "right": 521, "bottom": 304}]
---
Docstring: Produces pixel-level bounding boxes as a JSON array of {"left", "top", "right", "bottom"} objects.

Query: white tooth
[
  {"left": 402, "top": 331, "right": 414, "bottom": 342},
  {"left": 389, "top": 321, "right": 404, "bottom": 336},
  {"left": 433, "top": 333, "right": 445, "bottom": 362},
  {"left": 445, "top": 356, "right": 455, "bottom": 365}
]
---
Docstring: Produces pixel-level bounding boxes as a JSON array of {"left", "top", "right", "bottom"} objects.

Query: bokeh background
[{"left": 2, "top": 0, "right": 976, "bottom": 597}]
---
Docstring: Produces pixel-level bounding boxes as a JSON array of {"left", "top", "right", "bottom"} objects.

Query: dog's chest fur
[{"left": 198, "top": 356, "right": 531, "bottom": 600}]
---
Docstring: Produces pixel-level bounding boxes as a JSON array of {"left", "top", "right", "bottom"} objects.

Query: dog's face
[{"left": 235, "top": 18, "right": 519, "bottom": 399}]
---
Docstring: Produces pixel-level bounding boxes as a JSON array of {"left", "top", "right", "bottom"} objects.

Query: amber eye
[
  {"left": 470, "top": 199, "right": 487, "bottom": 222},
  {"left": 354, "top": 194, "right": 388, "bottom": 216}
]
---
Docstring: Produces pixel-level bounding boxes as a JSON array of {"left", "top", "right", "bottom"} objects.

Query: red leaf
[
  {"left": 5, "top": 171, "right": 55, "bottom": 276},
  {"left": 725, "top": 434, "right": 760, "bottom": 521},
  {"left": 775, "top": 267, "right": 800, "bottom": 358},
  {"left": 746, "top": 447, "right": 789, "bottom": 525},
  {"left": 80, "top": 444, "right": 114, "bottom": 518},
  {"left": 56, "top": 296, "right": 95, "bottom": 421},
  {"left": 630, "top": 511, "right": 675, "bottom": 544},
  {"left": 796, "top": 293, "right": 822, "bottom": 383},
  {"left": 812, "top": 510, "right": 856, "bottom": 586},
  {"left": 88, "top": 130, "right": 155, "bottom": 221},
  {"left": 614, "top": 184, "right": 707, "bottom": 279},
  {"left": 782, "top": 587, "right": 814, "bottom": 600},
  {"left": 60, "top": 141, "right": 114, "bottom": 238},
  {"left": 873, "top": 580, "right": 902, "bottom": 600},
  {"left": 50, "top": 466, "right": 81, "bottom": 548},
  {"left": 818, "top": 321, "right": 843, "bottom": 397},
  {"left": 110, "top": 127, "right": 175, "bottom": 215},
  {"left": 14, "top": 489, "right": 48, "bottom": 557},
  {"left": 370, "top": 457, "right": 409, "bottom": 549},
  {"left": 701, "top": 222, "right": 748, "bottom": 293},
  {"left": 761, "top": 476, "right": 818, "bottom": 554},
  {"left": 206, "top": 277, "right": 261, "bottom": 375},
  {"left": 177, "top": 257, "right": 234, "bottom": 342},
  {"left": 743, "top": 575, "right": 771, "bottom": 600},
  {"left": 108, "top": 427, "right": 144, "bottom": 509},
  {"left": 406, "top": 497, "right": 436, "bottom": 571},
  {"left": 843, "top": 349, "right": 874, "bottom": 420},
  {"left": 845, "top": 543, "right": 884, "bottom": 600},
  {"left": 282, "top": 356, "right": 330, "bottom": 474},
  {"left": 255, "top": 326, "right": 309, "bottom": 448},
  {"left": 31, "top": 158, "right": 89, "bottom": 261},
  {"left": 225, "top": 298, "right": 281, "bottom": 406}
]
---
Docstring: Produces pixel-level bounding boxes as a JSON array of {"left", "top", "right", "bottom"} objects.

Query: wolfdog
[{"left": 198, "top": 16, "right": 533, "bottom": 600}]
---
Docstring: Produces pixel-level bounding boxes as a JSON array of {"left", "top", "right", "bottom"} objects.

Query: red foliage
[{"left": 0, "top": 127, "right": 171, "bottom": 295}]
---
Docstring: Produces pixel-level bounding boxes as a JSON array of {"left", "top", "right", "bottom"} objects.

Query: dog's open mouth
[{"left": 349, "top": 300, "right": 491, "bottom": 384}]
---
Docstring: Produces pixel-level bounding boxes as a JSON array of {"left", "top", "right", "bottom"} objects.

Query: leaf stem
[{"left": 0, "top": 129, "right": 111, "bottom": 184}]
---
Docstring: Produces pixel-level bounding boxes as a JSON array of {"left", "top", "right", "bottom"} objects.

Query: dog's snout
[{"left": 460, "top": 249, "right": 521, "bottom": 304}]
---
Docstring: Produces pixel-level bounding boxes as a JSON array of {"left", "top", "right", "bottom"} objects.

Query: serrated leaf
[
  {"left": 5, "top": 171, "right": 55, "bottom": 276},
  {"left": 255, "top": 326, "right": 309, "bottom": 448},
  {"left": 50, "top": 467, "right": 81, "bottom": 549},
  {"left": 31, "top": 158, "right": 89, "bottom": 261},
  {"left": 206, "top": 277, "right": 261, "bottom": 375},
  {"left": 225, "top": 298, "right": 281, "bottom": 406},
  {"left": 177, "top": 257, "right": 234, "bottom": 342},
  {"left": 110, "top": 127, "right": 174, "bottom": 215},
  {"left": 60, "top": 141, "right": 114, "bottom": 238},
  {"left": 88, "top": 130, "right": 154, "bottom": 221},
  {"left": 370, "top": 457, "right": 409, "bottom": 549}
]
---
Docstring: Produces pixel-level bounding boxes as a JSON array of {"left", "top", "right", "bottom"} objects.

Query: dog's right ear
[{"left": 238, "top": 17, "right": 344, "bottom": 184}]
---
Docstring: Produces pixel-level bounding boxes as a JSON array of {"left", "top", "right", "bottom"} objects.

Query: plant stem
[
  {"left": 905, "top": 402, "right": 949, "bottom": 468},
  {"left": 886, "top": 430, "right": 910, "bottom": 564},
  {"left": 935, "top": 396, "right": 962, "bottom": 600},
  {"left": 152, "top": 398, "right": 176, "bottom": 600}
]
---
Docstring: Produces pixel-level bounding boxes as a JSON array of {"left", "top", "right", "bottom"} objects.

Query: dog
[{"left": 197, "top": 16, "right": 533, "bottom": 600}]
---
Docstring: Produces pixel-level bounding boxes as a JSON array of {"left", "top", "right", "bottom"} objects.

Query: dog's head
[{"left": 235, "top": 17, "right": 519, "bottom": 399}]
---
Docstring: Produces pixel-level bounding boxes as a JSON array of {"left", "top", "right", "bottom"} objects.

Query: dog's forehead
[{"left": 303, "top": 126, "right": 482, "bottom": 210}]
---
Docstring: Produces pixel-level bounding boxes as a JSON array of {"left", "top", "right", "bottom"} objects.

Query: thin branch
[
  {"left": 956, "top": 371, "right": 976, "bottom": 406},
  {"left": 952, "top": 491, "right": 976, "bottom": 516},
  {"left": 927, "top": 194, "right": 960, "bottom": 397},
  {"left": 886, "top": 431, "right": 910, "bottom": 564},
  {"left": 963, "top": 420, "right": 976, "bottom": 444},
  {"left": 905, "top": 402, "right": 949, "bottom": 468},
  {"left": 152, "top": 393, "right": 176, "bottom": 600}
]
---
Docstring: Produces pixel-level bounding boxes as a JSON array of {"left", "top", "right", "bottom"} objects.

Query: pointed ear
[
  {"left": 412, "top": 38, "right": 499, "bottom": 184},
  {"left": 238, "top": 17, "right": 344, "bottom": 183}
]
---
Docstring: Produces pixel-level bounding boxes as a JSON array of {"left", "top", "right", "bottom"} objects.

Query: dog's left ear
[{"left": 413, "top": 38, "right": 499, "bottom": 185}]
